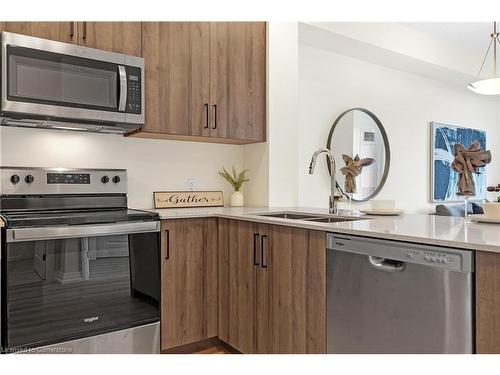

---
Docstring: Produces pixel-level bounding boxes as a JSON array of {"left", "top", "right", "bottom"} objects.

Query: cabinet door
[
  {"left": 227, "top": 22, "right": 266, "bottom": 142},
  {"left": 77, "top": 22, "right": 141, "bottom": 56},
  {"left": 189, "top": 23, "right": 211, "bottom": 137},
  {"left": 0, "top": 22, "right": 76, "bottom": 43},
  {"left": 270, "top": 226, "right": 326, "bottom": 353},
  {"left": 142, "top": 22, "right": 189, "bottom": 135},
  {"left": 208, "top": 22, "right": 229, "bottom": 138},
  {"left": 476, "top": 251, "right": 500, "bottom": 353},
  {"left": 255, "top": 223, "right": 271, "bottom": 353},
  {"left": 141, "top": 22, "right": 209, "bottom": 136},
  {"left": 161, "top": 218, "right": 218, "bottom": 350},
  {"left": 218, "top": 219, "right": 259, "bottom": 353}
]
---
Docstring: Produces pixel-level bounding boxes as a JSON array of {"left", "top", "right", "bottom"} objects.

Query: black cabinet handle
[
  {"left": 82, "top": 22, "right": 87, "bottom": 40},
  {"left": 261, "top": 235, "right": 268, "bottom": 268},
  {"left": 70, "top": 22, "right": 74, "bottom": 38},
  {"left": 212, "top": 104, "right": 217, "bottom": 129},
  {"left": 253, "top": 233, "right": 260, "bottom": 266},
  {"left": 164, "top": 229, "right": 170, "bottom": 260},
  {"left": 204, "top": 103, "right": 209, "bottom": 128}
]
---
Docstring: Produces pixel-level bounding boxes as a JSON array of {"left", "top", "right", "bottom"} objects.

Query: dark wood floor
[
  {"left": 161, "top": 338, "right": 237, "bottom": 354},
  {"left": 193, "top": 343, "right": 232, "bottom": 354}
]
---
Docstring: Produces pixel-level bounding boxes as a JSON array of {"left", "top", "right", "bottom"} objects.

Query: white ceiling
[
  {"left": 403, "top": 22, "right": 497, "bottom": 57},
  {"left": 302, "top": 22, "right": 500, "bottom": 84}
]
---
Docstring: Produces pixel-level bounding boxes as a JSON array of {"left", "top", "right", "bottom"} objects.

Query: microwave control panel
[{"left": 126, "top": 66, "right": 142, "bottom": 114}]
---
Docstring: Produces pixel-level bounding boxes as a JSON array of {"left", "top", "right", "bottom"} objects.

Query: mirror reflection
[{"left": 327, "top": 108, "right": 390, "bottom": 202}]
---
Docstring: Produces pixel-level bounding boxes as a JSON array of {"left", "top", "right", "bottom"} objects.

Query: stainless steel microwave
[{"left": 0, "top": 32, "right": 144, "bottom": 134}]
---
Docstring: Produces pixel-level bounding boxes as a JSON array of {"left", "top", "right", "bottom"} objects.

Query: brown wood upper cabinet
[
  {"left": 218, "top": 219, "right": 326, "bottom": 354},
  {"left": 160, "top": 218, "right": 218, "bottom": 351},
  {"left": 0, "top": 22, "right": 142, "bottom": 56},
  {"left": 227, "top": 22, "right": 266, "bottom": 142},
  {"left": 77, "top": 22, "right": 142, "bottom": 56},
  {"left": 140, "top": 22, "right": 202, "bottom": 137},
  {"left": 137, "top": 22, "right": 266, "bottom": 144},
  {"left": 0, "top": 22, "right": 77, "bottom": 43}
]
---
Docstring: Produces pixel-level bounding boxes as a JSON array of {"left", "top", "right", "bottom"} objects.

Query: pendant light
[{"left": 468, "top": 22, "right": 500, "bottom": 95}]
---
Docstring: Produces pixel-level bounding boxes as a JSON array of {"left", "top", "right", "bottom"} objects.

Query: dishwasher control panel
[
  {"left": 407, "top": 250, "right": 457, "bottom": 266},
  {"left": 327, "top": 234, "right": 474, "bottom": 273}
]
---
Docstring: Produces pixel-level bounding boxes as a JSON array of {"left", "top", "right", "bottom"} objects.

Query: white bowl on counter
[
  {"left": 370, "top": 200, "right": 397, "bottom": 210},
  {"left": 483, "top": 202, "right": 500, "bottom": 219}
]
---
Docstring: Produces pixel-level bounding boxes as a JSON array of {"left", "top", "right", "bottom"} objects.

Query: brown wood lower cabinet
[
  {"left": 476, "top": 251, "right": 500, "bottom": 353},
  {"left": 218, "top": 219, "right": 326, "bottom": 354},
  {"left": 218, "top": 219, "right": 261, "bottom": 353},
  {"left": 160, "top": 218, "right": 218, "bottom": 350},
  {"left": 160, "top": 221, "right": 500, "bottom": 354},
  {"left": 269, "top": 225, "right": 326, "bottom": 353}
]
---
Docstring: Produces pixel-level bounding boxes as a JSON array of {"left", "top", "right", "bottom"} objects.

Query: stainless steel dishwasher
[{"left": 326, "top": 234, "right": 474, "bottom": 354}]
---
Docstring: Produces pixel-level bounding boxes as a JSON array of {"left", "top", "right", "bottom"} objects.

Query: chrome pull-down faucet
[{"left": 309, "top": 148, "right": 339, "bottom": 214}]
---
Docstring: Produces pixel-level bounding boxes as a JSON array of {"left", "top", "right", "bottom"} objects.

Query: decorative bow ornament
[
  {"left": 451, "top": 140, "right": 492, "bottom": 196},
  {"left": 340, "top": 154, "right": 375, "bottom": 194}
]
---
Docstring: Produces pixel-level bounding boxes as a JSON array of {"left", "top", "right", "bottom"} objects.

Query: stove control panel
[{"left": 0, "top": 167, "right": 127, "bottom": 195}]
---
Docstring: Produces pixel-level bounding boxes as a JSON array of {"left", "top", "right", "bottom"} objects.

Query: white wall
[
  {"left": 243, "top": 142, "right": 269, "bottom": 206},
  {"left": 298, "top": 43, "right": 500, "bottom": 213},
  {"left": 244, "top": 22, "right": 300, "bottom": 207},
  {"left": 0, "top": 126, "right": 244, "bottom": 209},
  {"left": 267, "top": 22, "right": 299, "bottom": 207}
]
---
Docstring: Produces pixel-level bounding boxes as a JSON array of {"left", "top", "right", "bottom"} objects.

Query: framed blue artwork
[{"left": 431, "top": 122, "right": 487, "bottom": 202}]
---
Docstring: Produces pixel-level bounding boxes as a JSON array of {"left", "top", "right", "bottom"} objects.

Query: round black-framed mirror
[{"left": 326, "top": 108, "right": 390, "bottom": 202}]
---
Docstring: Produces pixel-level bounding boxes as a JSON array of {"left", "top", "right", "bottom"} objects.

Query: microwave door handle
[{"left": 118, "top": 65, "right": 127, "bottom": 112}]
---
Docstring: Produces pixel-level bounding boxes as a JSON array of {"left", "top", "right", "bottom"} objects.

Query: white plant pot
[{"left": 230, "top": 191, "right": 244, "bottom": 207}]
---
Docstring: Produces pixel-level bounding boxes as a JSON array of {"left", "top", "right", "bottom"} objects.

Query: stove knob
[
  {"left": 101, "top": 175, "right": 110, "bottom": 184},
  {"left": 10, "top": 174, "right": 20, "bottom": 184},
  {"left": 112, "top": 175, "right": 121, "bottom": 184},
  {"left": 25, "top": 175, "right": 35, "bottom": 184}
]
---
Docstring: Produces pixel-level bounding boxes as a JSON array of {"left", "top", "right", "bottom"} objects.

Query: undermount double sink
[{"left": 253, "top": 211, "right": 369, "bottom": 223}]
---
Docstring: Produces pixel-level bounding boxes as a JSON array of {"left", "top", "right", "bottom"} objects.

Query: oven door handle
[
  {"left": 6, "top": 221, "right": 160, "bottom": 243},
  {"left": 118, "top": 65, "right": 127, "bottom": 112}
]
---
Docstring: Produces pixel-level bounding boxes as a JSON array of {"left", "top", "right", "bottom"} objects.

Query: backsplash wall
[{"left": 0, "top": 126, "right": 244, "bottom": 209}]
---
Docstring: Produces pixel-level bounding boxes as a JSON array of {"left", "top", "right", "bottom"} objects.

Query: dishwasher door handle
[{"left": 368, "top": 256, "right": 406, "bottom": 272}]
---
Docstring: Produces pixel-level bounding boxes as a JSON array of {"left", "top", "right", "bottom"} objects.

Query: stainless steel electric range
[{"left": 0, "top": 167, "right": 160, "bottom": 354}]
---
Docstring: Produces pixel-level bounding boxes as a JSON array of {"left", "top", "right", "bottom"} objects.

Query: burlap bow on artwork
[
  {"left": 451, "top": 140, "right": 492, "bottom": 196},
  {"left": 340, "top": 154, "right": 375, "bottom": 194}
]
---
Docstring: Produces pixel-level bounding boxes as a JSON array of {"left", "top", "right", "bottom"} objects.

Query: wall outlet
[{"left": 187, "top": 178, "right": 197, "bottom": 191}]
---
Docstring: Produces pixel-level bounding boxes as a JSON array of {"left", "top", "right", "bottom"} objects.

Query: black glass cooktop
[{"left": 0, "top": 208, "right": 159, "bottom": 228}]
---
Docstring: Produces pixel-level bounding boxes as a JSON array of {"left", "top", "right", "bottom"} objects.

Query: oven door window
[
  {"left": 7, "top": 46, "right": 119, "bottom": 111},
  {"left": 4, "top": 232, "right": 159, "bottom": 349}
]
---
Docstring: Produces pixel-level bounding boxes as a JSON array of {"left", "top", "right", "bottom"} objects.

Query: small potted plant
[{"left": 218, "top": 166, "right": 249, "bottom": 207}]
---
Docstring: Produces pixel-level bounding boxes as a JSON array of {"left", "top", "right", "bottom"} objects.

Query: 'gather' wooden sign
[{"left": 153, "top": 191, "right": 224, "bottom": 209}]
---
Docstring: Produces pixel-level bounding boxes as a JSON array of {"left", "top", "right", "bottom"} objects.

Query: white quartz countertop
[{"left": 143, "top": 206, "right": 500, "bottom": 253}]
